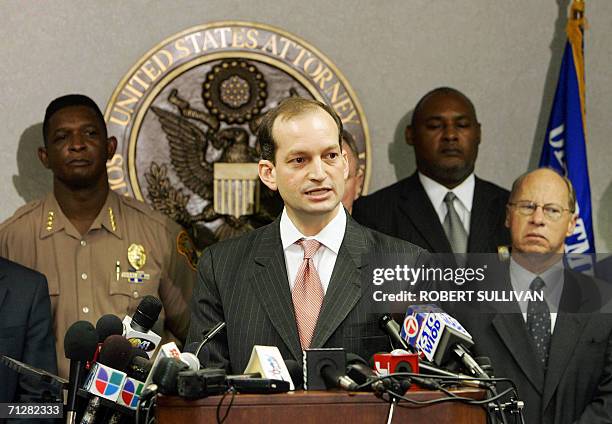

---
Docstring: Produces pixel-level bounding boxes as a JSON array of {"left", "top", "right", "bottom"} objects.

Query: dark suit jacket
[
  {"left": 352, "top": 173, "right": 510, "bottom": 253},
  {"left": 0, "top": 257, "right": 57, "bottom": 403},
  {"left": 187, "top": 212, "right": 429, "bottom": 374},
  {"left": 596, "top": 255, "right": 612, "bottom": 284},
  {"left": 450, "top": 268, "right": 612, "bottom": 424}
]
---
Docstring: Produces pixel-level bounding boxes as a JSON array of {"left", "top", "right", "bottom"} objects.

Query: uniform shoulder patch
[{"left": 176, "top": 230, "right": 198, "bottom": 270}]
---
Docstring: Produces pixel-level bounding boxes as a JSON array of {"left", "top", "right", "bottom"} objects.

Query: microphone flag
[
  {"left": 539, "top": 0, "right": 595, "bottom": 264},
  {"left": 117, "top": 377, "right": 145, "bottom": 409},
  {"left": 83, "top": 363, "right": 127, "bottom": 402}
]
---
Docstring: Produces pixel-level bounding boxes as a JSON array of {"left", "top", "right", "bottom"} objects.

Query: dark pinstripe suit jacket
[{"left": 187, "top": 211, "right": 428, "bottom": 373}]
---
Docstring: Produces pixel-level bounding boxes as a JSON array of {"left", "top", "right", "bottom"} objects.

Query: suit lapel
[
  {"left": 492, "top": 313, "right": 545, "bottom": 394},
  {"left": 251, "top": 220, "right": 303, "bottom": 361},
  {"left": 542, "top": 314, "right": 586, "bottom": 410},
  {"left": 541, "top": 271, "right": 591, "bottom": 409},
  {"left": 311, "top": 214, "right": 366, "bottom": 347},
  {"left": 398, "top": 173, "right": 452, "bottom": 253}
]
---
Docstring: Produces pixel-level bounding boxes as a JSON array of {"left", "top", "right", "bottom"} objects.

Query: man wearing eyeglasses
[{"left": 453, "top": 168, "right": 612, "bottom": 424}]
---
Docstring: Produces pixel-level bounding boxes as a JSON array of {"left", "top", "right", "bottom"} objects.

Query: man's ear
[
  {"left": 405, "top": 125, "right": 415, "bottom": 146},
  {"left": 475, "top": 122, "right": 482, "bottom": 146},
  {"left": 258, "top": 159, "right": 277, "bottom": 191},
  {"left": 342, "top": 149, "right": 349, "bottom": 180},
  {"left": 566, "top": 213, "right": 577, "bottom": 237},
  {"left": 38, "top": 147, "right": 50, "bottom": 169},
  {"left": 354, "top": 167, "right": 365, "bottom": 200},
  {"left": 504, "top": 205, "right": 511, "bottom": 228},
  {"left": 106, "top": 136, "right": 118, "bottom": 161}
]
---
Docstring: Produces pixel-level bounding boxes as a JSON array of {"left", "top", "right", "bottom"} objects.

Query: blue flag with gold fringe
[{"left": 539, "top": 0, "right": 595, "bottom": 257}]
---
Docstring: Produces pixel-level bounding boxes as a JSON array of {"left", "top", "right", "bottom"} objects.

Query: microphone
[
  {"left": 379, "top": 314, "right": 412, "bottom": 351},
  {"left": 64, "top": 321, "right": 98, "bottom": 424},
  {"left": 400, "top": 305, "right": 489, "bottom": 378},
  {"left": 126, "top": 348, "right": 152, "bottom": 382},
  {"left": 193, "top": 321, "right": 226, "bottom": 360},
  {"left": 143, "top": 341, "right": 183, "bottom": 388},
  {"left": 123, "top": 296, "right": 163, "bottom": 357},
  {"left": 80, "top": 335, "right": 133, "bottom": 424},
  {"left": 379, "top": 315, "right": 491, "bottom": 387},
  {"left": 112, "top": 348, "right": 151, "bottom": 416},
  {"left": 92, "top": 314, "right": 124, "bottom": 364},
  {"left": 303, "top": 348, "right": 358, "bottom": 391},
  {"left": 152, "top": 357, "right": 188, "bottom": 395},
  {"left": 184, "top": 342, "right": 210, "bottom": 367},
  {"left": 179, "top": 352, "right": 201, "bottom": 371},
  {"left": 96, "top": 314, "right": 124, "bottom": 341},
  {"left": 346, "top": 353, "right": 403, "bottom": 394}
]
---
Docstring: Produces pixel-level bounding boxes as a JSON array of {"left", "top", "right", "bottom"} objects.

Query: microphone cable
[{"left": 215, "top": 387, "right": 237, "bottom": 424}]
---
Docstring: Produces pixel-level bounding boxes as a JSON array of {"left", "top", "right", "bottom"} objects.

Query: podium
[{"left": 156, "top": 389, "right": 487, "bottom": 423}]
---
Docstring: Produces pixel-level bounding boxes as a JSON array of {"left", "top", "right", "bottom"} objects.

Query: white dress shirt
[
  {"left": 509, "top": 257, "right": 565, "bottom": 333},
  {"left": 280, "top": 206, "right": 346, "bottom": 294},
  {"left": 418, "top": 172, "right": 475, "bottom": 234}
]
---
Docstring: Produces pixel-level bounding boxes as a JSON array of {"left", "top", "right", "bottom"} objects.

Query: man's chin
[
  {"left": 57, "top": 174, "right": 100, "bottom": 190},
  {"left": 429, "top": 163, "right": 474, "bottom": 184}
]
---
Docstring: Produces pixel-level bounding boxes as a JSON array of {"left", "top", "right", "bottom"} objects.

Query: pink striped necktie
[{"left": 292, "top": 238, "right": 324, "bottom": 349}]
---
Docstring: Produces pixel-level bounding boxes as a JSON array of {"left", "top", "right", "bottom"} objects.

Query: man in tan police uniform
[{"left": 0, "top": 94, "right": 196, "bottom": 378}]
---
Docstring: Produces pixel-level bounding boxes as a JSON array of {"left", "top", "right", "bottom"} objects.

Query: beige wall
[{"left": 1, "top": 0, "right": 611, "bottom": 251}]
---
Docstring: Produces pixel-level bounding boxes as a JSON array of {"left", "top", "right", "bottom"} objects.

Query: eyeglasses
[{"left": 508, "top": 201, "right": 573, "bottom": 221}]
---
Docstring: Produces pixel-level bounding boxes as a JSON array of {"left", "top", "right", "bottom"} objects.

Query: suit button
[
  {"left": 82, "top": 307, "right": 89, "bottom": 313},
  {"left": 133, "top": 291, "right": 139, "bottom": 299},
  {"left": 80, "top": 240, "right": 87, "bottom": 247},
  {"left": 81, "top": 273, "right": 88, "bottom": 280}
]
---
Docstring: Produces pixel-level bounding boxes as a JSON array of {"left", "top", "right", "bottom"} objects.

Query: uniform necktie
[
  {"left": 292, "top": 239, "right": 324, "bottom": 349},
  {"left": 527, "top": 277, "right": 551, "bottom": 367},
  {"left": 443, "top": 192, "right": 468, "bottom": 253}
]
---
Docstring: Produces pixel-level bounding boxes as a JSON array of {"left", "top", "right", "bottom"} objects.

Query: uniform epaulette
[{"left": 0, "top": 200, "right": 43, "bottom": 228}]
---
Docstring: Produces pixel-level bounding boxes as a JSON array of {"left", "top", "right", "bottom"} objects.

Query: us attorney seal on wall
[{"left": 104, "top": 21, "right": 371, "bottom": 249}]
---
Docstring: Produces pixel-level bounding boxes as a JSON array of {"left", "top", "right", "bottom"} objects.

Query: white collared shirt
[
  {"left": 509, "top": 257, "right": 565, "bottom": 333},
  {"left": 280, "top": 206, "right": 347, "bottom": 294},
  {"left": 418, "top": 172, "right": 475, "bottom": 234}
]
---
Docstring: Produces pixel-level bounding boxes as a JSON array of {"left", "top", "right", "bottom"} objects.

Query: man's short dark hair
[
  {"left": 341, "top": 129, "right": 358, "bottom": 157},
  {"left": 43, "top": 94, "right": 106, "bottom": 146},
  {"left": 410, "top": 86, "right": 478, "bottom": 128},
  {"left": 257, "top": 97, "right": 343, "bottom": 162}
]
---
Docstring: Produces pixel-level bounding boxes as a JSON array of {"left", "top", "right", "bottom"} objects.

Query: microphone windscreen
[
  {"left": 131, "top": 347, "right": 149, "bottom": 361},
  {"left": 184, "top": 342, "right": 210, "bottom": 367},
  {"left": 95, "top": 314, "right": 124, "bottom": 342},
  {"left": 128, "top": 355, "right": 153, "bottom": 381},
  {"left": 284, "top": 359, "right": 303, "bottom": 389},
  {"left": 64, "top": 321, "right": 98, "bottom": 361},
  {"left": 132, "top": 295, "right": 162, "bottom": 331},
  {"left": 99, "top": 335, "right": 133, "bottom": 371}
]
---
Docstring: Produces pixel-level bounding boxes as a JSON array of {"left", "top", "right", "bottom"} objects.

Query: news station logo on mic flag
[
  {"left": 539, "top": 0, "right": 595, "bottom": 265},
  {"left": 83, "top": 363, "right": 127, "bottom": 402},
  {"left": 95, "top": 366, "right": 124, "bottom": 397},
  {"left": 118, "top": 378, "right": 145, "bottom": 409}
]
